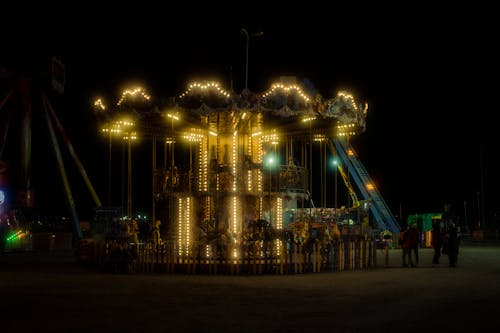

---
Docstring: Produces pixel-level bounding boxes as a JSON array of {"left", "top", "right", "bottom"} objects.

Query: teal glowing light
[{"left": 264, "top": 153, "right": 278, "bottom": 169}]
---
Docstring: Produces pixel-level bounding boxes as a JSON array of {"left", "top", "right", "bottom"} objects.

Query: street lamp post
[
  {"left": 108, "top": 130, "right": 112, "bottom": 207},
  {"left": 101, "top": 122, "right": 120, "bottom": 207},
  {"left": 166, "top": 113, "right": 179, "bottom": 190},
  {"left": 123, "top": 130, "right": 136, "bottom": 220},
  {"left": 241, "top": 29, "right": 263, "bottom": 90},
  {"left": 127, "top": 135, "right": 132, "bottom": 219}
]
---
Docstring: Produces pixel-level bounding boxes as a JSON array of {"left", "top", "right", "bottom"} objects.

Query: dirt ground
[{"left": 1, "top": 244, "right": 500, "bottom": 332}]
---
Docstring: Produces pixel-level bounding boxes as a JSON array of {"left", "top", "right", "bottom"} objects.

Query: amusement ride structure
[
  {"left": 0, "top": 58, "right": 400, "bottom": 271},
  {"left": 0, "top": 57, "right": 102, "bottom": 246},
  {"left": 90, "top": 76, "right": 400, "bottom": 272}
]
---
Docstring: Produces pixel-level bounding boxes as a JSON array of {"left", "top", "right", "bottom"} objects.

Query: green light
[
  {"left": 264, "top": 153, "right": 277, "bottom": 169},
  {"left": 6, "top": 230, "right": 23, "bottom": 243},
  {"left": 6, "top": 234, "right": 18, "bottom": 243}
]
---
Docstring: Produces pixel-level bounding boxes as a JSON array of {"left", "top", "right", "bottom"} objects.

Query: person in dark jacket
[
  {"left": 431, "top": 221, "right": 444, "bottom": 265},
  {"left": 405, "top": 223, "right": 420, "bottom": 267},
  {"left": 399, "top": 225, "right": 413, "bottom": 267},
  {"left": 444, "top": 223, "right": 460, "bottom": 267}
]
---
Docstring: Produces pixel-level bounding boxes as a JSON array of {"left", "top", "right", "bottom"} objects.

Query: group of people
[
  {"left": 399, "top": 223, "right": 420, "bottom": 267},
  {"left": 398, "top": 221, "right": 460, "bottom": 268},
  {"left": 431, "top": 221, "right": 460, "bottom": 267}
]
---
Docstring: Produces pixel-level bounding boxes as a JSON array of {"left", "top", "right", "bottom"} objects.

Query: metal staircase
[{"left": 329, "top": 137, "right": 400, "bottom": 233}]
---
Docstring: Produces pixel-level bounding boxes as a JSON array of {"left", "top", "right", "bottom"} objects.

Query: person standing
[
  {"left": 431, "top": 221, "right": 444, "bottom": 265},
  {"left": 399, "top": 225, "right": 411, "bottom": 267},
  {"left": 445, "top": 223, "right": 460, "bottom": 267},
  {"left": 380, "top": 229, "right": 393, "bottom": 267},
  {"left": 406, "top": 223, "right": 420, "bottom": 267}
]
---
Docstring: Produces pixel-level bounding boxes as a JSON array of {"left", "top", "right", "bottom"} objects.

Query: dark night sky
[{"left": 1, "top": 2, "right": 499, "bottom": 225}]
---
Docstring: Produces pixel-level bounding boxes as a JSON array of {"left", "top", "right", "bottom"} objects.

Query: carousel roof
[{"left": 94, "top": 77, "right": 368, "bottom": 139}]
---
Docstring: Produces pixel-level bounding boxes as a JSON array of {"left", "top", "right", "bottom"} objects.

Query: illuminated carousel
[{"left": 91, "top": 77, "right": 399, "bottom": 274}]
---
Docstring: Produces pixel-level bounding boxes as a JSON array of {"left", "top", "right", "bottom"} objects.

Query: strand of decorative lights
[
  {"left": 233, "top": 196, "right": 238, "bottom": 258},
  {"left": 117, "top": 87, "right": 151, "bottom": 106},
  {"left": 94, "top": 98, "right": 106, "bottom": 111},
  {"left": 199, "top": 138, "right": 208, "bottom": 192},
  {"left": 232, "top": 132, "right": 237, "bottom": 192},
  {"left": 262, "top": 131, "right": 279, "bottom": 144},
  {"left": 179, "top": 81, "right": 231, "bottom": 99},
  {"left": 262, "top": 83, "right": 311, "bottom": 103},
  {"left": 336, "top": 123, "right": 358, "bottom": 136},
  {"left": 276, "top": 197, "right": 283, "bottom": 256},
  {"left": 247, "top": 134, "right": 252, "bottom": 191},
  {"left": 178, "top": 197, "right": 183, "bottom": 256},
  {"left": 337, "top": 91, "right": 368, "bottom": 114},
  {"left": 302, "top": 116, "right": 316, "bottom": 122},
  {"left": 186, "top": 197, "right": 191, "bottom": 256},
  {"left": 313, "top": 134, "right": 326, "bottom": 142},
  {"left": 122, "top": 132, "right": 137, "bottom": 141},
  {"left": 182, "top": 129, "right": 205, "bottom": 142}
]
